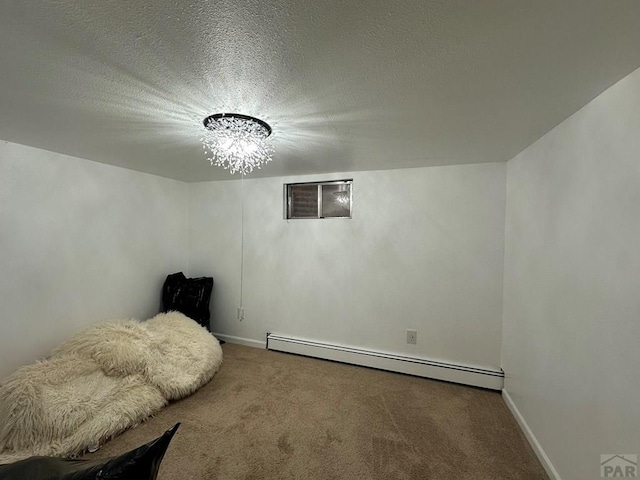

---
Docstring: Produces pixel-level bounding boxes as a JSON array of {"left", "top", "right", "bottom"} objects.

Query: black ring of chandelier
[{"left": 203, "top": 113, "right": 272, "bottom": 137}]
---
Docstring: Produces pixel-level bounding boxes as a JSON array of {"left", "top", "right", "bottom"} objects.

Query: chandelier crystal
[{"left": 201, "top": 113, "right": 273, "bottom": 175}]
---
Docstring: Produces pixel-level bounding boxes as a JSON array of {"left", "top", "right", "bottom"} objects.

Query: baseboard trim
[
  {"left": 212, "top": 333, "right": 266, "bottom": 349},
  {"left": 502, "top": 389, "right": 561, "bottom": 480},
  {"left": 266, "top": 333, "right": 503, "bottom": 390}
]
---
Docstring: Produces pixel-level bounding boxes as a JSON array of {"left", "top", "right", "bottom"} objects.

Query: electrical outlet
[
  {"left": 406, "top": 329, "right": 417, "bottom": 344},
  {"left": 237, "top": 307, "right": 245, "bottom": 321}
]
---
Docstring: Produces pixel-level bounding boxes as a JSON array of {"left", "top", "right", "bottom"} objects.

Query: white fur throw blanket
[{"left": 0, "top": 311, "right": 222, "bottom": 463}]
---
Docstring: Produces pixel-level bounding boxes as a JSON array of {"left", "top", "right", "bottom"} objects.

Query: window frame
[{"left": 284, "top": 179, "right": 353, "bottom": 220}]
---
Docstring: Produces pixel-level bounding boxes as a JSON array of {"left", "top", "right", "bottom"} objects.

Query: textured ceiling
[{"left": 1, "top": 1, "right": 640, "bottom": 182}]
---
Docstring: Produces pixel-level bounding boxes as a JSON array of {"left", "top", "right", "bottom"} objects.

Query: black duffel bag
[{"left": 161, "top": 272, "right": 213, "bottom": 330}]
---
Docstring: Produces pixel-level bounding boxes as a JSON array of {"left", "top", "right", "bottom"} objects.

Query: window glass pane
[
  {"left": 321, "top": 183, "right": 351, "bottom": 217},
  {"left": 289, "top": 184, "right": 318, "bottom": 218}
]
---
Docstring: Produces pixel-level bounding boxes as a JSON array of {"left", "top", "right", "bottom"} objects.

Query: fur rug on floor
[{"left": 0, "top": 311, "right": 222, "bottom": 464}]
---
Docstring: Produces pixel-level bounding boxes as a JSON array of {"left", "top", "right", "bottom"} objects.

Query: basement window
[{"left": 285, "top": 180, "right": 352, "bottom": 219}]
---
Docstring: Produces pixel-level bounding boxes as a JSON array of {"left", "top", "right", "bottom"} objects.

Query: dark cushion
[
  {"left": 0, "top": 423, "right": 179, "bottom": 480},
  {"left": 162, "top": 272, "right": 214, "bottom": 330}
]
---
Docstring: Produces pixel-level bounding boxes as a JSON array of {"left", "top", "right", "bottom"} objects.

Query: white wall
[
  {"left": 502, "top": 66, "right": 640, "bottom": 480},
  {"left": 0, "top": 140, "right": 188, "bottom": 380},
  {"left": 189, "top": 163, "right": 506, "bottom": 369}
]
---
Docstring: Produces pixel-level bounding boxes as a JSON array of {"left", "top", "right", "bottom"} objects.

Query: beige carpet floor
[{"left": 85, "top": 343, "right": 548, "bottom": 480}]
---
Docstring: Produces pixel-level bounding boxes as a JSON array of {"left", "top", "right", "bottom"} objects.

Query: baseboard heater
[{"left": 266, "top": 333, "right": 504, "bottom": 390}]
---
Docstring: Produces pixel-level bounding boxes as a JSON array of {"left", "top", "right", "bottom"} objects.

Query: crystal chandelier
[{"left": 201, "top": 113, "right": 273, "bottom": 175}]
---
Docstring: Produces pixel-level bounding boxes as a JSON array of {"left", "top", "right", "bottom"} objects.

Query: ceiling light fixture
[
  {"left": 201, "top": 113, "right": 273, "bottom": 175},
  {"left": 200, "top": 113, "right": 274, "bottom": 323}
]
